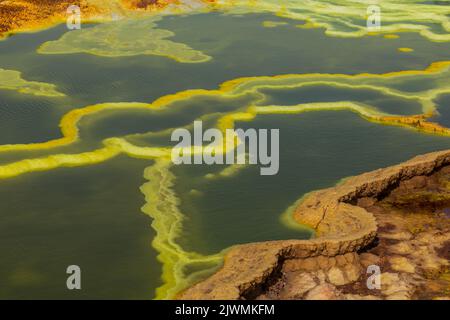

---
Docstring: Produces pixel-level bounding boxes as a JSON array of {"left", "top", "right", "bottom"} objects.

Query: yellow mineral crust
[
  {"left": 140, "top": 159, "right": 224, "bottom": 299},
  {"left": 0, "top": 145, "right": 120, "bottom": 179},
  {"left": 384, "top": 34, "right": 400, "bottom": 39},
  {"left": 226, "top": 0, "right": 450, "bottom": 42},
  {"left": 0, "top": 61, "right": 449, "bottom": 175},
  {"left": 398, "top": 47, "right": 414, "bottom": 53},
  {"left": 1, "top": 0, "right": 450, "bottom": 302},
  {"left": 0, "top": 68, "right": 64, "bottom": 97},
  {"left": 0, "top": 61, "right": 449, "bottom": 300}
]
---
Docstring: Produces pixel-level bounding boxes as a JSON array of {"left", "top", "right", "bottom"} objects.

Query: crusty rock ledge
[{"left": 179, "top": 149, "right": 450, "bottom": 300}]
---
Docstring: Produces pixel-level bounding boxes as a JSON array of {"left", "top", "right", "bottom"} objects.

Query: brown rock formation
[{"left": 179, "top": 149, "right": 450, "bottom": 300}]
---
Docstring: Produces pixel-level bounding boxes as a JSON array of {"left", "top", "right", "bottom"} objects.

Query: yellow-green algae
[
  {"left": 398, "top": 47, "right": 414, "bottom": 53},
  {"left": 2, "top": 0, "right": 450, "bottom": 300},
  {"left": 0, "top": 60, "right": 450, "bottom": 299},
  {"left": 38, "top": 17, "right": 211, "bottom": 63},
  {"left": 262, "top": 20, "right": 288, "bottom": 28},
  {"left": 0, "top": 68, "right": 64, "bottom": 97},
  {"left": 384, "top": 34, "right": 400, "bottom": 39},
  {"left": 280, "top": 192, "right": 316, "bottom": 233},
  {"left": 3, "top": 0, "right": 450, "bottom": 44},
  {"left": 140, "top": 159, "right": 224, "bottom": 299},
  {"left": 217, "top": 0, "right": 450, "bottom": 42},
  {"left": 1, "top": 60, "right": 449, "bottom": 155}
]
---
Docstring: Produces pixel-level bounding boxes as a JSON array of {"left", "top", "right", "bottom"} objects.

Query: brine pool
[{"left": 0, "top": 9, "right": 449, "bottom": 299}]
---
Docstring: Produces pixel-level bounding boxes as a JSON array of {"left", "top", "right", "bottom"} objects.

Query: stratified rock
[{"left": 305, "top": 283, "right": 341, "bottom": 300}]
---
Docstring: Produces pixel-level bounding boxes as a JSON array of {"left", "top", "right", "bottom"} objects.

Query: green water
[
  {"left": 0, "top": 156, "right": 160, "bottom": 299},
  {"left": 0, "top": 10, "right": 449, "bottom": 299},
  {"left": 175, "top": 111, "right": 450, "bottom": 254},
  {"left": 434, "top": 93, "right": 450, "bottom": 127},
  {"left": 1, "top": 13, "right": 449, "bottom": 144}
]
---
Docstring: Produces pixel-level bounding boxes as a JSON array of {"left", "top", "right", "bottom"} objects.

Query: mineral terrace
[{"left": 180, "top": 149, "right": 450, "bottom": 300}]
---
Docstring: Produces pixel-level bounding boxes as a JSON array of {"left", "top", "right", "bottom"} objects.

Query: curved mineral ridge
[
  {"left": 2, "top": 0, "right": 450, "bottom": 43},
  {"left": 1, "top": 2, "right": 450, "bottom": 299},
  {"left": 179, "top": 149, "right": 450, "bottom": 299},
  {"left": 0, "top": 59, "right": 449, "bottom": 299},
  {"left": 0, "top": 68, "right": 65, "bottom": 96}
]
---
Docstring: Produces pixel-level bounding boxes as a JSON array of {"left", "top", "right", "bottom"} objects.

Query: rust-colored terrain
[
  {"left": 0, "top": 0, "right": 101, "bottom": 37},
  {"left": 0, "top": 0, "right": 201, "bottom": 39}
]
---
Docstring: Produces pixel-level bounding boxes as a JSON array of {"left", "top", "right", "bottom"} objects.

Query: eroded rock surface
[{"left": 180, "top": 149, "right": 450, "bottom": 300}]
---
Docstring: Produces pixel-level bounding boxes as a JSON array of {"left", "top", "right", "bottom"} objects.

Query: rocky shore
[
  {"left": 0, "top": 0, "right": 100, "bottom": 37},
  {"left": 180, "top": 149, "right": 450, "bottom": 300},
  {"left": 0, "top": 0, "right": 208, "bottom": 39}
]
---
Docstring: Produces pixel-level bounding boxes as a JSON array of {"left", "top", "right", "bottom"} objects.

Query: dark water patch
[
  {"left": 174, "top": 111, "right": 450, "bottom": 254},
  {"left": 0, "top": 90, "right": 67, "bottom": 144},
  {"left": 0, "top": 156, "right": 160, "bottom": 299},
  {"left": 431, "top": 93, "right": 450, "bottom": 127}
]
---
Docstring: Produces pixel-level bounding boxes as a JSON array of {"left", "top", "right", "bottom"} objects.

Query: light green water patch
[
  {"left": 224, "top": 0, "right": 450, "bottom": 42},
  {"left": 257, "top": 84, "right": 424, "bottom": 115},
  {"left": 38, "top": 17, "right": 211, "bottom": 63},
  {"left": 173, "top": 111, "right": 450, "bottom": 255},
  {"left": 0, "top": 68, "right": 64, "bottom": 97},
  {"left": 0, "top": 155, "right": 160, "bottom": 299}
]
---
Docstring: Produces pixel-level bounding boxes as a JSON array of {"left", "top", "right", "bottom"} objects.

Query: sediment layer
[{"left": 179, "top": 149, "right": 450, "bottom": 299}]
